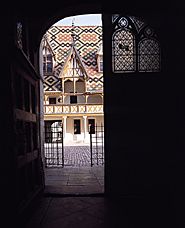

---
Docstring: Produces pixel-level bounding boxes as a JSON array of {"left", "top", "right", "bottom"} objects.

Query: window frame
[
  {"left": 74, "top": 119, "right": 81, "bottom": 134},
  {"left": 49, "top": 97, "right": 57, "bottom": 104},
  {"left": 43, "top": 53, "right": 53, "bottom": 74},
  {"left": 70, "top": 95, "right": 77, "bottom": 104},
  {"left": 88, "top": 119, "right": 95, "bottom": 134}
]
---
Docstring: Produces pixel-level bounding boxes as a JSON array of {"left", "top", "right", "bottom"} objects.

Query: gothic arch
[{"left": 112, "top": 15, "right": 160, "bottom": 73}]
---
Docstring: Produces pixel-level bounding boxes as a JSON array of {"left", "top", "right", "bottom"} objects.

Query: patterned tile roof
[{"left": 44, "top": 26, "right": 103, "bottom": 92}]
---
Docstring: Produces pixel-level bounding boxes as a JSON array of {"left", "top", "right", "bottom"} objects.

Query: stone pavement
[
  {"left": 64, "top": 146, "right": 91, "bottom": 166},
  {"left": 45, "top": 145, "right": 104, "bottom": 167},
  {"left": 44, "top": 166, "right": 104, "bottom": 195}
]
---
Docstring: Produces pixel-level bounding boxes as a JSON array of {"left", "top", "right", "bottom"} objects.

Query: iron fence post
[
  {"left": 101, "top": 123, "right": 104, "bottom": 165},
  {"left": 61, "top": 124, "right": 64, "bottom": 167},
  {"left": 95, "top": 124, "right": 99, "bottom": 165}
]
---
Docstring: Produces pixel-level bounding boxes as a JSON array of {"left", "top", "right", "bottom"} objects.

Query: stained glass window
[{"left": 112, "top": 15, "right": 160, "bottom": 73}]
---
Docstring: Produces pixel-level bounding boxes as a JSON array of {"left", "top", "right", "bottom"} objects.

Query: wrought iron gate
[
  {"left": 90, "top": 124, "right": 104, "bottom": 166},
  {"left": 44, "top": 121, "right": 64, "bottom": 167},
  {"left": 44, "top": 121, "right": 104, "bottom": 167}
]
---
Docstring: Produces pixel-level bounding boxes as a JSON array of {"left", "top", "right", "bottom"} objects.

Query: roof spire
[{"left": 71, "top": 18, "right": 75, "bottom": 45}]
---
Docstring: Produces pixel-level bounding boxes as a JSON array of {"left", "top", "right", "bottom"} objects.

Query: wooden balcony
[{"left": 44, "top": 104, "right": 103, "bottom": 115}]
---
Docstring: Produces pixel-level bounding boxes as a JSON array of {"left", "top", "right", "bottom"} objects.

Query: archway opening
[{"left": 40, "top": 14, "right": 104, "bottom": 195}]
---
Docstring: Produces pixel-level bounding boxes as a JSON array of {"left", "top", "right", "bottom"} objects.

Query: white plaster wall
[
  {"left": 64, "top": 117, "right": 73, "bottom": 142},
  {"left": 64, "top": 117, "right": 86, "bottom": 144},
  {"left": 92, "top": 116, "right": 104, "bottom": 126},
  {"left": 64, "top": 116, "right": 104, "bottom": 145}
]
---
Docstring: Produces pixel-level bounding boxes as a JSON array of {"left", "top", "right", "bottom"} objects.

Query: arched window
[
  {"left": 112, "top": 29, "right": 136, "bottom": 72},
  {"left": 138, "top": 37, "right": 160, "bottom": 72},
  {"left": 112, "top": 15, "right": 160, "bottom": 73}
]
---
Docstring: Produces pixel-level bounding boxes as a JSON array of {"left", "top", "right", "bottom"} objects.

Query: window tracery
[{"left": 112, "top": 15, "right": 160, "bottom": 73}]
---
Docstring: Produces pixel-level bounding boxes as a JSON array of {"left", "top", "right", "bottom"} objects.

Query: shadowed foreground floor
[{"left": 25, "top": 195, "right": 178, "bottom": 228}]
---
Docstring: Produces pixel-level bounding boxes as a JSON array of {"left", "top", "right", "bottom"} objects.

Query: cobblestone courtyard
[
  {"left": 64, "top": 146, "right": 91, "bottom": 166},
  {"left": 45, "top": 145, "right": 104, "bottom": 167}
]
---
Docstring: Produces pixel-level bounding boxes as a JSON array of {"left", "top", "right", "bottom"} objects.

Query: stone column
[
  {"left": 73, "top": 78, "right": 76, "bottom": 93},
  {"left": 63, "top": 116, "right": 67, "bottom": 139},
  {"left": 83, "top": 116, "right": 87, "bottom": 142},
  {"left": 85, "top": 95, "right": 88, "bottom": 104}
]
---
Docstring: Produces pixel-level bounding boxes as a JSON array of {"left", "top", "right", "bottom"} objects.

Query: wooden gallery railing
[{"left": 44, "top": 104, "right": 103, "bottom": 114}]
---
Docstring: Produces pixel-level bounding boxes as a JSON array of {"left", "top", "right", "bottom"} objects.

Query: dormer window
[
  {"left": 43, "top": 53, "right": 53, "bottom": 73},
  {"left": 42, "top": 36, "right": 55, "bottom": 74}
]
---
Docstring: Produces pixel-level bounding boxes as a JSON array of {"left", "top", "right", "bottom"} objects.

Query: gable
[
  {"left": 47, "top": 26, "right": 102, "bottom": 77},
  {"left": 59, "top": 45, "right": 88, "bottom": 80}
]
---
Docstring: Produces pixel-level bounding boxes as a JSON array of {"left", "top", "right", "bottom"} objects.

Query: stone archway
[{"left": 40, "top": 13, "right": 105, "bottom": 195}]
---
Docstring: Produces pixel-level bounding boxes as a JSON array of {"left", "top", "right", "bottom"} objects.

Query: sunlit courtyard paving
[
  {"left": 44, "top": 166, "right": 104, "bottom": 195},
  {"left": 44, "top": 145, "right": 104, "bottom": 167},
  {"left": 44, "top": 145, "right": 104, "bottom": 195}
]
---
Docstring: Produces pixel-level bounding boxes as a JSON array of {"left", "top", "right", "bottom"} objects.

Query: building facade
[{"left": 42, "top": 25, "right": 103, "bottom": 145}]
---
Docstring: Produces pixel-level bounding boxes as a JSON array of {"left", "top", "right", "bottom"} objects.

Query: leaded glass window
[
  {"left": 112, "top": 15, "right": 160, "bottom": 73},
  {"left": 112, "top": 29, "right": 136, "bottom": 72},
  {"left": 139, "top": 39, "right": 160, "bottom": 72}
]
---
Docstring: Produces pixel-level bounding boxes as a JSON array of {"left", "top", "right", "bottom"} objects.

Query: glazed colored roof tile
[{"left": 43, "top": 26, "right": 103, "bottom": 92}]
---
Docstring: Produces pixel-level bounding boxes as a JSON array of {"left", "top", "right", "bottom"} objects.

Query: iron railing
[
  {"left": 44, "top": 122, "right": 104, "bottom": 167},
  {"left": 44, "top": 122, "right": 64, "bottom": 167}
]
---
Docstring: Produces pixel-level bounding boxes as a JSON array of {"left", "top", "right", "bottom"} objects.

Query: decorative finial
[
  {"left": 72, "top": 18, "right": 75, "bottom": 27},
  {"left": 71, "top": 18, "right": 75, "bottom": 45}
]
